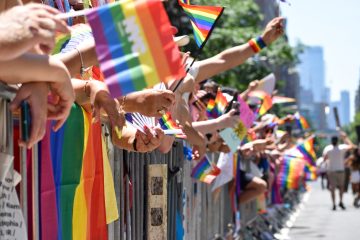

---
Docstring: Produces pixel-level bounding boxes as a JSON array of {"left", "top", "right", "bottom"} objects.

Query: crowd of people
[{"left": 4, "top": 0, "right": 357, "bottom": 238}]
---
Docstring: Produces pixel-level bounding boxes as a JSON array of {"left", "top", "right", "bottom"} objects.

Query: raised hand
[{"left": 261, "top": 17, "right": 285, "bottom": 46}]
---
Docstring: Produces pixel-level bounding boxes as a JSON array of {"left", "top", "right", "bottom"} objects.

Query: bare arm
[
  {"left": 55, "top": 40, "right": 99, "bottom": 77},
  {"left": 195, "top": 17, "right": 284, "bottom": 83},
  {"left": 0, "top": 53, "right": 70, "bottom": 84}
]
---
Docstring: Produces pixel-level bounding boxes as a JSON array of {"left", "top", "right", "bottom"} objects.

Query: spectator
[{"left": 345, "top": 146, "right": 360, "bottom": 207}]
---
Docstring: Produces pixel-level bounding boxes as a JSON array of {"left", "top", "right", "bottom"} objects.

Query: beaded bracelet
[{"left": 248, "top": 36, "right": 267, "bottom": 53}]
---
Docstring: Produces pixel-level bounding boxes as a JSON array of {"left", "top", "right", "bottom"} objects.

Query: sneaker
[
  {"left": 332, "top": 205, "right": 336, "bottom": 211},
  {"left": 339, "top": 202, "right": 346, "bottom": 210}
]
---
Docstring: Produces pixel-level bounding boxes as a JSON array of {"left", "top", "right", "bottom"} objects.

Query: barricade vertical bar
[
  {"left": 20, "top": 146, "right": 28, "bottom": 228},
  {"left": 33, "top": 144, "right": 39, "bottom": 240},
  {"left": 119, "top": 149, "right": 125, "bottom": 240}
]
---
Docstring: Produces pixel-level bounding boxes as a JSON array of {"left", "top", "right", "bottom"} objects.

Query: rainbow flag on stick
[
  {"left": 178, "top": 0, "right": 224, "bottom": 49},
  {"left": 191, "top": 156, "right": 221, "bottom": 184},
  {"left": 206, "top": 89, "right": 228, "bottom": 118},
  {"left": 278, "top": 155, "right": 304, "bottom": 189},
  {"left": 158, "top": 112, "right": 186, "bottom": 138},
  {"left": 86, "top": 0, "right": 185, "bottom": 97},
  {"left": 294, "top": 112, "right": 310, "bottom": 130},
  {"left": 296, "top": 136, "right": 317, "bottom": 166},
  {"left": 248, "top": 90, "right": 273, "bottom": 116}
]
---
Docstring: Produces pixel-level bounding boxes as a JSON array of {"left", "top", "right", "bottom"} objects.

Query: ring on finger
[{"left": 157, "top": 109, "right": 166, "bottom": 115}]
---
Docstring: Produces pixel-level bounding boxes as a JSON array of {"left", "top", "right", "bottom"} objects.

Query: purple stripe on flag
[{"left": 87, "top": 8, "right": 122, "bottom": 97}]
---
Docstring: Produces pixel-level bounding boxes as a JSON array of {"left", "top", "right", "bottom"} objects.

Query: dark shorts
[{"left": 240, "top": 169, "right": 254, "bottom": 190}]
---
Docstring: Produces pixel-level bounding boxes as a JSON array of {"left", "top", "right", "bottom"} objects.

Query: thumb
[{"left": 10, "top": 90, "right": 28, "bottom": 111}]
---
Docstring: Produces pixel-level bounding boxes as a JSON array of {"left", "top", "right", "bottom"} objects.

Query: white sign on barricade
[{"left": 0, "top": 155, "right": 27, "bottom": 240}]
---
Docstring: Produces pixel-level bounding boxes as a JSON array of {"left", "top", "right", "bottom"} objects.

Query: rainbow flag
[
  {"left": 191, "top": 156, "right": 221, "bottom": 184},
  {"left": 40, "top": 104, "right": 117, "bottom": 239},
  {"left": 86, "top": 0, "right": 185, "bottom": 97},
  {"left": 304, "top": 163, "right": 317, "bottom": 181},
  {"left": 278, "top": 155, "right": 304, "bottom": 189},
  {"left": 296, "top": 137, "right": 317, "bottom": 166},
  {"left": 158, "top": 112, "right": 186, "bottom": 138},
  {"left": 178, "top": 0, "right": 224, "bottom": 48},
  {"left": 53, "top": 24, "right": 93, "bottom": 54},
  {"left": 206, "top": 90, "right": 228, "bottom": 118},
  {"left": 248, "top": 91, "right": 273, "bottom": 116},
  {"left": 294, "top": 112, "right": 310, "bottom": 130}
]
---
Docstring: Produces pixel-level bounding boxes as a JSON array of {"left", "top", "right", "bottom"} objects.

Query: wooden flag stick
[
  {"left": 333, "top": 107, "right": 341, "bottom": 129},
  {"left": 56, "top": 9, "right": 90, "bottom": 19}
]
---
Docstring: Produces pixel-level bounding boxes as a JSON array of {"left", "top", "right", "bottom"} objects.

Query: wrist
[{"left": 248, "top": 36, "right": 267, "bottom": 53}]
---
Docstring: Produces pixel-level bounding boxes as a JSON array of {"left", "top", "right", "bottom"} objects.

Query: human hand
[
  {"left": 261, "top": 17, "right": 284, "bottom": 46},
  {"left": 0, "top": 3, "right": 69, "bottom": 59},
  {"left": 89, "top": 80, "right": 126, "bottom": 132},
  {"left": 248, "top": 80, "right": 260, "bottom": 92},
  {"left": 10, "top": 82, "right": 49, "bottom": 148},
  {"left": 123, "top": 89, "right": 175, "bottom": 118},
  {"left": 217, "top": 109, "right": 240, "bottom": 129},
  {"left": 47, "top": 79, "right": 75, "bottom": 132},
  {"left": 192, "top": 142, "right": 206, "bottom": 161},
  {"left": 135, "top": 126, "right": 164, "bottom": 153}
]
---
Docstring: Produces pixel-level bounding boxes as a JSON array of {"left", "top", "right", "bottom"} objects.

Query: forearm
[
  {"left": 55, "top": 40, "right": 98, "bottom": 77},
  {"left": 192, "top": 118, "right": 221, "bottom": 134},
  {"left": 0, "top": 54, "right": 70, "bottom": 84},
  {"left": 195, "top": 44, "right": 254, "bottom": 83},
  {"left": 157, "top": 135, "right": 175, "bottom": 153}
]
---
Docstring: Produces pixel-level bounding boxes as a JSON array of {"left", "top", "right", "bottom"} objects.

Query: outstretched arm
[{"left": 195, "top": 17, "right": 284, "bottom": 83}]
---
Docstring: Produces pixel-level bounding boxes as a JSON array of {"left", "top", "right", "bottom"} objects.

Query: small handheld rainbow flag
[
  {"left": 248, "top": 90, "right": 273, "bottom": 116},
  {"left": 191, "top": 156, "right": 221, "bottom": 184},
  {"left": 294, "top": 112, "right": 310, "bottom": 130},
  {"left": 53, "top": 24, "right": 93, "bottom": 54},
  {"left": 158, "top": 112, "right": 186, "bottom": 138},
  {"left": 296, "top": 136, "right": 317, "bottom": 166},
  {"left": 206, "top": 90, "right": 228, "bottom": 118},
  {"left": 278, "top": 155, "right": 304, "bottom": 190},
  {"left": 178, "top": 0, "right": 224, "bottom": 49},
  {"left": 86, "top": 0, "right": 185, "bottom": 98}
]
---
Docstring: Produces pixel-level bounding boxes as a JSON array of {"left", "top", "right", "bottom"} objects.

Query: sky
[{"left": 280, "top": 0, "right": 360, "bottom": 120}]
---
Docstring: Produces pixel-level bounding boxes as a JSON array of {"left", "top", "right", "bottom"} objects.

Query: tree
[{"left": 165, "top": 0, "right": 299, "bottom": 92}]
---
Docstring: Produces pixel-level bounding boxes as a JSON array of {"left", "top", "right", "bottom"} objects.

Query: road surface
[{"left": 288, "top": 180, "right": 360, "bottom": 240}]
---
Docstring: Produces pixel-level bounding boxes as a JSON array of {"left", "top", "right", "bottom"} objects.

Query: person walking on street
[
  {"left": 345, "top": 146, "right": 360, "bottom": 207},
  {"left": 323, "top": 131, "right": 355, "bottom": 210}
]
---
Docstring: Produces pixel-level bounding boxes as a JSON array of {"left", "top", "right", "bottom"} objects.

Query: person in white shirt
[{"left": 323, "top": 131, "right": 355, "bottom": 210}]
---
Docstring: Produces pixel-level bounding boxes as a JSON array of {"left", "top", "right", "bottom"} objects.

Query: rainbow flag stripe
[
  {"left": 304, "top": 163, "right": 317, "bottom": 181},
  {"left": 295, "top": 112, "right": 310, "bottom": 130},
  {"left": 158, "top": 112, "right": 186, "bottom": 138},
  {"left": 178, "top": 0, "right": 224, "bottom": 48},
  {"left": 278, "top": 156, "right": 304, "bottom": 189},
  {"left": 207, "top": 90, "right": 228, "bottom": 118},
  {"left": 40, "top": 104, "right": 116, "bottom": 239},
  {"left": 249, "top": 91, "right": 273, "bottom": 116},
  {"left": 191, "top": 156, "right": 221, "bottom": 184},
  {"left": 53, "top": 24, "right": 93, "bottom": 54},
  {"left": 296, "top": 137, "right": 317, "bottom": 166},
  {"left": 86, "top": 0, "right": 185, "bottom": 97}
]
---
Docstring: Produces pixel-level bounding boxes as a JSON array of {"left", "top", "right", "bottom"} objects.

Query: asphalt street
[{"left": 288, "top": 180, "right": 360, "bottom": 240}]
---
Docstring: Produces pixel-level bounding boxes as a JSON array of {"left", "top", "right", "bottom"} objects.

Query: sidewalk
[{"left": 288, "top": 180, "right": 360, "bottom": 240}]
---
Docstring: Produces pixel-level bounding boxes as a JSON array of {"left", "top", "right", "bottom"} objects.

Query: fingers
[{"left": 160, "top": 90, "right": 175, "bottom": 104}]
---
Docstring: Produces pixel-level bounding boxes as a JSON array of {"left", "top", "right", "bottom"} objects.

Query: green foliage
[{"left": 166, "top": 0, "right": 299, "bottom": 92}]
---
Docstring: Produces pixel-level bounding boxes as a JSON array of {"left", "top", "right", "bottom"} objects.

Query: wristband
[{"left": 248, "top": 36, "right": 267, "bottom": 53}]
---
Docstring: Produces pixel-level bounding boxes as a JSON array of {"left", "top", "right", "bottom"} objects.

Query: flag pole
[{"left": 56, "top": 9, "right": 90, "bottom": 19}]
